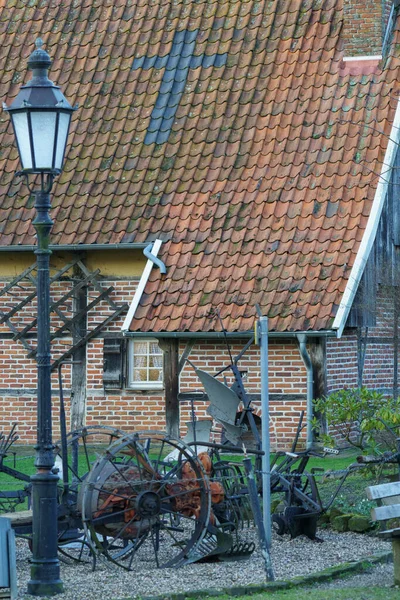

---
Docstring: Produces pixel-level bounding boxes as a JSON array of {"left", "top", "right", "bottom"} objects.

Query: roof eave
[
  {"left": 123, "top": 329, "right": 337, "bottom": 339},
  {"left": 332, "top": 95, "right": 400, "bottom": 338},
  {"left": 0, "top": 243, "right": 148, "bottom": 252}
]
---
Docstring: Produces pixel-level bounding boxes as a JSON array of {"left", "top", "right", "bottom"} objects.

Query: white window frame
[{"left": 127, "top": 338, "right": 164, "bottom": 390}]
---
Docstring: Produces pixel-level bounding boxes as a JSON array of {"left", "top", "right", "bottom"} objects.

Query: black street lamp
[{"left": 4, "top": 39, "right": 75, "bottom": 596}]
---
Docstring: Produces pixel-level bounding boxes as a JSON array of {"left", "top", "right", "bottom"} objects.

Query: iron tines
[{"left": 0, "top": 423, "right": 19, "bottom": 458}]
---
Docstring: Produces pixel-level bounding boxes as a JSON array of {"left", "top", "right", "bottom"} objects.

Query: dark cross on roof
[{"left": 132, "top": 29, "right": 227, "bottom": 145}]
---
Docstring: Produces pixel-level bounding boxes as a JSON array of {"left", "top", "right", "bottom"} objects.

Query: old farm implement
[
  {"left": 0, "top": 340, "right": 357, "bottom": 571},
  {"left": 1, "top": 424, "right": 261, "bottom": 568},
  {"left": 1, "top": 360, "right": 262, "bottom": 568}
]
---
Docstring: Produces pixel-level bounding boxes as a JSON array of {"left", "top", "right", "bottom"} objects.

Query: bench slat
[
  {"left": 379, "top": 528, "right": 400, "bottom": 539},
  {"left": 0, "top": 510, "right": 32, "bottom": 525},
  {"left": 371, "top": 503, "right": 400, "bottom": 521},
  {"left": 366, "top": 481, "right": 400, "bottom": 500}
]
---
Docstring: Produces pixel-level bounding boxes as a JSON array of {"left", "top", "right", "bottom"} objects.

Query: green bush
[
  {"left": 313, "top": 387, "right": 400, "bottom": 453},
  {"left": 334, "top": 493, "right": 375, "bottom": 517}
]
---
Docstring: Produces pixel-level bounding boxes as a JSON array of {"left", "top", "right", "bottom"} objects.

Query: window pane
[
  {"left": 149, "top": 369, "right": 162, "bottom": 382},
  {"left": 134, "top": 368, "right": 148, "bottom": 382},
  {"left": 134, "top": 341, "right": 148, "bottom": 355},
  {"left": 149, "top": 355, "right": 162, "bottom": 367},
  {"left": 11, "top": 112, "right": 33, "bottom": 170},
  {"left": 131, "top": 339, "right": 163, "bottom": 386},
  {"left": 31, "top": 111, "right": 57, "bottom": 170},
  {"left": 54, "top": 112, "right": 71, "bottom": 170},
  {"left": 150, "top": 342, "right": 161, "bottom": 355},
  {"left": 134, "top": 355, "right": 148, "bottom": 368}
]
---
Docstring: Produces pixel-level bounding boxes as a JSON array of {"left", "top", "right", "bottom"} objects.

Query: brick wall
[
  {"left": 178, "top": 339, "right": 308, "bottom": 449},
  {"left": 179, "top": 340, "right": 307, "bottom": 394},
  {"left": 326, "top": 285, "right": 398, "bottom": 395},
  {"left": 0, "top": 273, "right": 309, "bottom": 450},
  {"left": 343, "top": 0, "right": 392, "bottom": 56},
  {"left": 2, "top": 269, "right": 400, "bottom": 453}
]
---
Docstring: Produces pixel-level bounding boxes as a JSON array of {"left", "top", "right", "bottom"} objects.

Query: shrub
[{"left": 313, "top": 387, "right": 400, "bottom": 453}]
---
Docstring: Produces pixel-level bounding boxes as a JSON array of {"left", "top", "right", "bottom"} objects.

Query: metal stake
[
  {"left": 259, "top": 315, "right": 272, "bottom": 550},
  {"left": 243, "top": 455, "right": 274, "bottom": 581}
]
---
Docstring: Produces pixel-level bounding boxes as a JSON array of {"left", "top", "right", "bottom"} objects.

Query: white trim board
[
  {"left": 342, "top": 55, "right": 382, "bottom": 62},
  {"left": 121, "top": 239, "right": 163, "bottom": 332},
  {"left": 332, "top": 97, "right": 400, "bottom": 337}
]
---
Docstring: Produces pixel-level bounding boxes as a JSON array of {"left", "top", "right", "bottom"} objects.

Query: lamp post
[{"left": 4, "top": 39, "right": 75, "bottom": 596}]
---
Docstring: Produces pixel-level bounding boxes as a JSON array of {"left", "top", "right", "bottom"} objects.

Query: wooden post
[
  {"left": 159, "top": 339, "right": 179, "bottom": 438},
  {"left": 394, "top": 293, "right": 399, "bottom": 399},
  {"left": 393, "top": 538, "right": 400, "bottom": 586},
  {"left": 307, "top": 338, "right": 327, "bottom": 439},
  {"left": 70, "top": 263, "right": 87, "bottom": 431}
]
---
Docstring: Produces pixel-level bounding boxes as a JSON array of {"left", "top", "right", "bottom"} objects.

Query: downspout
[
  {"left": 143, "top": 243, "right": 166, "bottom": 274},
  {"left": 297, "top": 334, "right": 314, "bottom": 450},
  {"left": 121, "top": 239, "right": 165, "bottom": 332}
]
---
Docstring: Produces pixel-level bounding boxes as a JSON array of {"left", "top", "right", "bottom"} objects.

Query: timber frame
[{"left": 0, "top": 257, "right": 128, "bottom": 371}]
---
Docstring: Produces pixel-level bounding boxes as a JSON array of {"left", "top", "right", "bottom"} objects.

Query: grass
[
  {"left": 0, "top": 443, "right": 396, "bottom": 516},
  {"left": 197, "top": 588, "right": 399, "bottom": 600}
]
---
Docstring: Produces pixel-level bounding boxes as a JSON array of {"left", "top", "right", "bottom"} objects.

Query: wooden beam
[
  {"left": 178, "top": 340, "right": 195, "bottom": 373},
  {"left": 0, "top": 259, "right": 80, "bottom": 325},
  {"left": 307, "top": 337, "right": 326, "bottom": 400},
  {"left": 27, "top": 287, "right": 116, "bottom": 356},
  {"left": 159, "top": 338, "right": 180, "bottom": 438},
  {"left": 0, "top": 263, "right": 36, "bottom": 298},
  {"left": 0, "top": 510, "right": 32, "bottom": 525},
  {"left": 307, "top": 337, "right": 327, "bottom": 438},
  {"left": 50, "top": 304, "right": 128, "bottom": 370},
  {"left": 70, "top": 263, "right": 87, "bottom": 431}
]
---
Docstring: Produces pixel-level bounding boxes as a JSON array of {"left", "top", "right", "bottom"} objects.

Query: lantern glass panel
[
  {"left": 30, "top": 111, "right": 57, "bottom": 170},
  {"left": 54, "top": 112, "right": 71, "bottom": 170},
  {"left": 11, "top": 112, "right": 33, "bottom": 170}
]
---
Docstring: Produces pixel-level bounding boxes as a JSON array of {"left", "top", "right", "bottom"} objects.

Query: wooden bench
[
  {"left": 0, "top": 510, "right": 32, "bottom": 526},
  {"left": 366, "top": 481, "right": 400, "bottom": 585},
  {"left": 0, "top": 517, "right": 17, "bottom": 600}
]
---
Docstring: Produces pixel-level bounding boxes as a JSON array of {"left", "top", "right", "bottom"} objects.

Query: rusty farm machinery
[
  {"left": 0, "top": 343, "right": 354, "bottom": 572},
  {"left": 1, "top": 423, "right": 261, "bottom": 569}
]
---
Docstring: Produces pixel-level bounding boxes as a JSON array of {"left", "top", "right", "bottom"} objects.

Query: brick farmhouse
[{"left": 0, "top": 0, "right": 400, "bottom": 449}]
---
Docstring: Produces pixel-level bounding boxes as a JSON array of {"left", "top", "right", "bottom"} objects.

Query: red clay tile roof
[{"left": 0, "top": 0, "right": 400, "bottom": 333}]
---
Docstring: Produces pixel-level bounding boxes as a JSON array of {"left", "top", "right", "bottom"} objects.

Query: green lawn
[
  {"left": 0, "top": 443, "right": 395, "bottom": 517},
  {"left": 195, "top": 588, "right": 398, "bottom": 600}
]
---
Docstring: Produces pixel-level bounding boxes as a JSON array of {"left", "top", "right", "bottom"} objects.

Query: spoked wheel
[
  {"left": 79, "top": 431, "right": 211, "bottom": 569},
  {"left": 54, "top": 425, "right": 126, "bottom": 564},
  {"left": 57, "top": 534, "right": 97, "bottom": 569}
]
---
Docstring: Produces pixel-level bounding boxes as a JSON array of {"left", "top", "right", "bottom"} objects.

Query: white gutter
[
  {"left": 121, "top": 238, "right": 163, "bottom": 332},
  {"left": 332, "top": 97, "right": 400, "bottom": 338}
]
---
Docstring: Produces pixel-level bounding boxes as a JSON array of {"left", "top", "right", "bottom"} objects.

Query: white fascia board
[
  {"left": 121, "top": 239, "right": 163, "bottom": 332},
  {"left": 332, "top": 97, "right": 400, "bottom": 338},
  {"left": 343, "top": 55, "right": 382, "bottom": 62}
]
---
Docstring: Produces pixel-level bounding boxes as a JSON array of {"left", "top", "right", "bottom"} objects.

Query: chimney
[{"left": 343, "top": 0, "right": 394, "bottom": 57}]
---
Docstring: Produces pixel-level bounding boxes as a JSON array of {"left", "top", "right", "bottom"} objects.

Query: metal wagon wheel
[
  {"left": 79, "top": 431, "right": 211, "bottom": 569},
  {"left": 54, "top": 425, "right": 126, "bottom": 565}
]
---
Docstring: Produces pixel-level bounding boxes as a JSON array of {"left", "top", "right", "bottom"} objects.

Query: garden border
[{"left": 127, "top": 550, "right": 393, "bottom": 600}]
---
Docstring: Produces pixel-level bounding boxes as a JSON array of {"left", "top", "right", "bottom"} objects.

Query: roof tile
[{"left": 0, "top": 0, "right": 399, "bottom": 332}]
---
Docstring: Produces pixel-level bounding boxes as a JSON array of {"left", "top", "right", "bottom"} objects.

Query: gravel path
[{"left": 14, "top": 530, "right": 392, "bottom": 599}]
